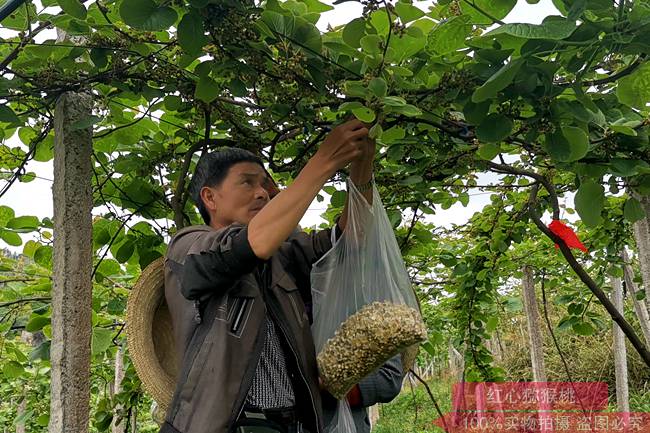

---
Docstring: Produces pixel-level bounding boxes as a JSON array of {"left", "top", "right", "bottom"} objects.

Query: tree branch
[
  {"left": 0, "top": 297, "right": 51, "bottom": 308},
  {"left": 528, "top": 184, "right": 650, "bottom": 368}
]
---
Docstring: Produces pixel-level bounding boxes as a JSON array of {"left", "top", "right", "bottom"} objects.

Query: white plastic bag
[{"left": 310, "top": 177, "right": 427, "bottom": 432}]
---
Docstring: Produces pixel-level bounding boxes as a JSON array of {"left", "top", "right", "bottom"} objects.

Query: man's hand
[
  {"left": 247, "top": 118, "right": 372, "bottom": 260},
  {"left": 313, "top": 119, "right": 370, "bottom": 177}
]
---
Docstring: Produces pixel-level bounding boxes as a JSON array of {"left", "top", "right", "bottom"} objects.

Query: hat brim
[{"left": 126, "top": 257, "right": 178, "bottom": 414}]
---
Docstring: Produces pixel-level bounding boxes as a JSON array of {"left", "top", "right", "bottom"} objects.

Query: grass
[
  {"left": 372, "top": 377, "right": 650, "bottom": 433},
  {"left": 373, "top": 375, "right": 454, "bottom": 433}
]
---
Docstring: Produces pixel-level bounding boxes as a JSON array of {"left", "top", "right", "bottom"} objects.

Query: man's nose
[{"left": 255, "top": 184, "right": 269, "bottom": 201}]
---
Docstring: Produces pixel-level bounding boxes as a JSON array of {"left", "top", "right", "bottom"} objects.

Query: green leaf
[
  {"left": 0, "top": 106, "right": 20, "bottom": 124},
  {"left": 368, "top": 77, "right": 387, "bottom": 97},
  {"left": 119, "top": 0, "right": 178, "bottom": 31},
  {"left": 344, "top": 81, "right": 369, "bottom": 98},
  {"left": 302, "top": 0, "right": 333, "bottom": 13},
  {"left": 382, "top": 96, "right": 407, "bottom": 107},
  {"left": 178, "top": 11, "right": 207, "bottom": 55},
  {"left": 339, "top": 101, "right": 364, "bottom": 112},
  {"left": 476, "top": 113, "right": 513, "bottom": 142},
  {"left": 562, "top": 126, "right": 590, "bottom": 160},
  {"left": 486, "top": 16, "right": 577, "bottom": 40},
  {"left": 229, "top": 78, "right": 247, "bottom": 97},
  {"left": 0, "top": 229, "right": 21, "bottom": 246},
  {"left": 6, "top": 215, "right": 39, "bottom": 230},
  {"left": 260, "top": 10, "right": 287, "bottom": 34},
  {"left": 34, "top": 137, "right": 54, "bottom": 162},
  {"left": 293, "top": 17, "right": 322, "bottom": 53},
  {"left": 400, "top": 175, "right": 423, "bottom": 185},
  {"left": 97, "top": 259, "right": 122, "bottom": 278},
  {"left": 0, "top": 2, "right": 35, "bottom": 30},
  {"left": 544, "top": 126, "right": 589, "bottom": 162},
  {"left": 381, "top": 126, "right": 405, "bottom": 143},
  {"left": 351, "top": 107, "right": 376, "bottom": 123},
  {"left": 34, "top": 245, "right": 53, "bottom": 268},
  {"left": 395, "top": 1, "right": 424, "bottom": 23},
  {"left": 574, "top": 179, "right": 604, "bottom": 227},
  {"left": 463, "top": 100, "right": 491, "bottom": 125},
  {"left": 572, "top": 321, "right": 595, "bottom": 336},
  {"left": 616, "top": 62, "right": 650, "bottom": 109},
  {"left": 472, "top": 58, "right": 523, "bottom": 103},
  {"left": 331, "top": 190, "right": 346, "bottom": 207},
  {"left": 164, "top": 95, "right": 182, "bottom": 111},
  {"left": 360, "top": 34, "right": 382, "bottom": 54},
  {"left": 503, "top": 296, "right": 523, "bottom": 312},
  {"left": 609, "top": 124, "right": 637, "bottom": 136},
  {"left": 342, "top": 17, "right": 366, "bottom": 48},
  {"left": 624, "top": 197, "right": 646, "bottom": 223},
  {"left": 0, "top": 205, "right": 15, "bottom": 227},
  {"left": 26, "top": 315, "right": 50, "bottom": 332},
  {"left": 115, "top": 239, "right": 135, "bottom": 263},
  {"left": 427, "top": 15, "right": 472, "bottom": 54},
  {"left": 90, "top": 48, "right": 109, "bottom": 68},
  {"left": 369, "top": 123, "right": 383, "bottom": 139},
  {"left": 92, "top": 328, "right": 113, "bottom": 355},
  {"left": 139, "top": 249, "right": 163, "bottom": 269},
  {"left": 486, "top": 316, "right": 498, "bottom": 332},
  {"left": 57, "top": 0, "right": 87, "bottom": 20},
  {"left": 439, "top": 253, "right": 457, "bottom": 267},
  {"left": 389, "top": 104, "right": 421, "bottom": 117},
  {"left": 476, "top": 143, "right": 501, "bottom": 160},
  {"left": 36, "top": 414, "right": 50, "bottom": 427},
  {"left": 23, "top": 240, "right": 40, "bottom": 258},
  {"left": 3, "top": 361, "right": 25, "bottom": 379},
  {"left": 421, "top": 341, "right": 435, "bottom": 357},
  {"left": 195, "top": 75, "right": 220, "bottom": 103},
  {"left": 460, "top": 0, "right": 516, "bottom": 24}
]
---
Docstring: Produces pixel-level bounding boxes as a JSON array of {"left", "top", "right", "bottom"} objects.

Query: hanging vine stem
[
  {"left": 400, "top": 204, "right": 421, "bottom": 249},
  {"left": 537, "top": 268, "right": 598, "bottom": 423},
  {"left": 526, "top": 183, "right": 650, "bottom": 368},
  {"left": 410, "top": 369, "right": 450, "bottom": 433},
  {"left": 408, "top": 373, "right": 419, "bottom": 426}
]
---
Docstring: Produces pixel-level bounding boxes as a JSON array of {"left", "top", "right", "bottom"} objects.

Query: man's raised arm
[{"left": 248, "top": 119, "right": 370, "bottom": 260}]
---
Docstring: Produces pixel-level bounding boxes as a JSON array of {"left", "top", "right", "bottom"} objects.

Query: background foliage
[{"left": 1, "top": 0, "right": 650, "bottom": 430}]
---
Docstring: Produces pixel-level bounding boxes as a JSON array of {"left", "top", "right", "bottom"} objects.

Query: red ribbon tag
[{"left": 548, "top": 219, "right": 588, "bottom": 253}]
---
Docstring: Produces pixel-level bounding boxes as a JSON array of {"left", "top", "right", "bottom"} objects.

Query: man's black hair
[{"left": 188, "top": 147, "right": 264, "bottom": 225}]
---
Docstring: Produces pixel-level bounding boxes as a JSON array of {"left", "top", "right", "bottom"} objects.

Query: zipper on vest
[
  {"left": 192, "top": 299, "right": 202, "bottom": 324},
  {"left": 230, "top": 298, "right": 250, "bottom": 334},
  {"left": 268, "top": 302, "right": 321, "bottom": 433},
  {"left": 227, "top": 264, "right": 268, "bottom": 431},
  {"left": 230, "top": 314, "right": 266, "bottom": 429}
]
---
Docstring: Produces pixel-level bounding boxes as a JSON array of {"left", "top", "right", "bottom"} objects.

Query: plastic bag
[{"left": 310, "top": 177, "right": 427, "bottom": 432}]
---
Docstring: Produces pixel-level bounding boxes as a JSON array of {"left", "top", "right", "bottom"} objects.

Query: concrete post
[{"left": 49, "top": 91, "right": 93, "bottom": 433}]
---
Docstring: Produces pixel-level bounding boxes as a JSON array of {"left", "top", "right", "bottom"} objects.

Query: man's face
[{"left": 200, "top": 161, "right": 270, "bottom": 228}]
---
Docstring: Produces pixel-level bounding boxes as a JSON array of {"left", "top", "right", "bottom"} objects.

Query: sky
[{"left": 0, "top": 0, "right": 562, "bottom": 250}]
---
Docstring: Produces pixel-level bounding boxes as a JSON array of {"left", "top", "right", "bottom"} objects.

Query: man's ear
[{"left": 200, "top": 186, "right": 218, "bottom": 214}]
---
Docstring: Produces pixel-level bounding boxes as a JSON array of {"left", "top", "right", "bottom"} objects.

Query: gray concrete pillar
[{"left": 49, "top": 91, "right": 93, "bottom": 433}]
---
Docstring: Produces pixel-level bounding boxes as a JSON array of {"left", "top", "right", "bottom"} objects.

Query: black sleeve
[
  {"left": 180, "top": 225, "right": 263, "bottom": 300},
  {"left": 358, "top": 355, "right": 405, "bottom": 407}
]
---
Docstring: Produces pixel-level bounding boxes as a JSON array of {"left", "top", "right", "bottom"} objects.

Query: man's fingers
[
  {"left": 347, "top": 126, "right": 369, "bottom": 139},
  {"left": 342, "top": 118, "right": 367, "bottom": 130}
]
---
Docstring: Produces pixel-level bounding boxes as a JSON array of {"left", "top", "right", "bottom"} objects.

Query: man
[{"left": 161, "top": 119, "right": 375, "bottom": 433}]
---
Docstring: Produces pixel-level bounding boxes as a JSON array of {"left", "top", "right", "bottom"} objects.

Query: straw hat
[{"left": 126, "top": 257, "right": 178, "bottom": 415}]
